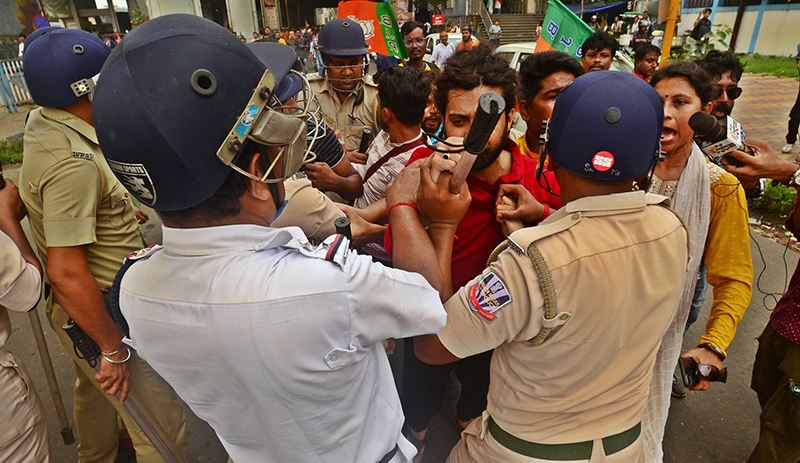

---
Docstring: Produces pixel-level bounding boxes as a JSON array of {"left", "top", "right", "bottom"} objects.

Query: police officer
[
  {"left": 0, "top": 180, "right": 49, "bottom": 463},
  {"left": 310, "top": 18, "right": 380, "bottom": 165},
  {"left": 19, "top": 28, "right": 187, "bottom": 462},
  {"left": 92, "top": 14, "right": 447, "bottom": 462},
  {"left": 391, "top": 72, "right": 690, "bottom": 462}
]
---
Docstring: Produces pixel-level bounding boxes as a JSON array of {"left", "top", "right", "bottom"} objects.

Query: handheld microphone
[
  {"left": 449, "top": 92, "right": 505, "bottom": 194},
  {"left": 358, "top": 128, "right": 372, "bottom": 154},
  {"left": 689, "top": 111, "right": 752, "bottom": 167}
]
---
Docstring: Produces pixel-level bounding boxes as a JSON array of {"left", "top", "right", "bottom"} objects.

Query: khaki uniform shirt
[
  {"left": 0, "top": 230, "right": 41, "bottom": 352},
  {"left": 272, "top": 175, "right": 345, "bottom": 244},
  {"left": 438, "top": 191, "right": 689, "bottom": 444},
  {"left": 309, "top": 75, "right": 380, "bottom": 153},
  {"left": 20, "top": 107, "right": 142, "bottom": 291}
]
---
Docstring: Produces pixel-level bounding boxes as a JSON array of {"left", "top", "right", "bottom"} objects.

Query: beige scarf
[{"left": 642, "top": 143, "right": 711, "bottom": 463}]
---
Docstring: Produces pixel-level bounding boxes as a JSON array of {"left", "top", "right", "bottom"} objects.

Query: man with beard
[
  {"left": 385, "top": 45, "right": 562, "bottom": 463},
  {"left": 515, "top": 51, "right": 584, "bottom": 163},
  {"left": 400, "top": 21, "right": 440, "bottom": 72},
  {"left": 633, "top": 44, "right": 660, "bottom": 82},
  {"left": 580, "top": 31, "right": 618, "bottom": 73},
  {"left": 456, "top": 26, "right": 479, "bottom": 53},
  {"left": 695, "top": 50, "right": 744, "bottom": 120},
  {"left": 404, "top": 71, "right": 689, "bottom": 463}
]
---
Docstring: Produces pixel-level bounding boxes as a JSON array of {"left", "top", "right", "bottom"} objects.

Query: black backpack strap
[{"left": 110, "top": 244, "right": 162, "bottom": 337}]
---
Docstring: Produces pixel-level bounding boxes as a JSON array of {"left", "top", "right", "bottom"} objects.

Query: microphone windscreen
[
  {"left": 306, "top": 118, "right": 345, "bottom": 167},
  {"left": 689, "top": 111, "right": 722, "bottom": 140}
]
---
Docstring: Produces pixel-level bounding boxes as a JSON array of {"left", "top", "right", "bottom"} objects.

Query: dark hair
[
  {"left": 433, "top": 45, "right": 518, "bottom": 120},
  {"left": 633, "top": 43, "right": 661, "bottom": 63},
  {"left": 518, "top": 51, "right": 584, "bottom": 103},
  {"left": 401, "top": 21, "right": 424, "bottom": 37},
  {"left": 158, "top": 142, "right": 263, "bottom": 221},
  {"left": 650, "top": 61, "right": 717, "bottom": 106},
  {"left": 703, "top": 8, "right": 712, "bottom": 13},
  {"left": 374, "top": 66, "right": 431, "bottom": 126},
  {"left": 581, "top": 31, "right": 619, "bottom": 56},
  {"left": 19, "top": 33, "right": 26, "bottom": 39},
  {"left": 694, "top": 50, "right": 745, "bottom": 83}
]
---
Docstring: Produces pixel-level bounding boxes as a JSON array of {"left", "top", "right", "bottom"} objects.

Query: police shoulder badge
[{"left": 467, "top": 272, "right": 512, "bottom": 322}]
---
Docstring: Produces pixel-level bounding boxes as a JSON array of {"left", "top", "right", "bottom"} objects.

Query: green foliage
[
  {"left": 131, "top": 7, "right": 149, "bottom": 28},
  {"left": 740, "top": 54, "right": 800, "bottom": 80},
  {"left": 0, "top": 137, "right": 23, "bottom": 165},
  {"left": 682, "top": 24, "right": 733, "bottom": 61},
  {"left": 752, "top": 183, "right": 798, "bottom": 217}
]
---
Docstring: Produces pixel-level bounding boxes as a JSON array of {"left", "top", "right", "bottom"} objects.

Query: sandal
[{"left": 402, "top": 424, "right": 426, "bottom": 463}]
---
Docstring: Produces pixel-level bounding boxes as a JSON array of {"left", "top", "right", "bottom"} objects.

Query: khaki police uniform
[
  {"left": 0, "top": 231, "right": 49, "bottom": 463},
  {"left": 272, "top": 175, "right": 345, "bottom": 244},
  {"left": 439, "top": 191, "right": 689, "bottom": 463},
  {"left": 20, "top": 107, "right": 187, "bottom": 463},
  {"left": 309, "top": 75, "right": 380, "bottom": 153}
]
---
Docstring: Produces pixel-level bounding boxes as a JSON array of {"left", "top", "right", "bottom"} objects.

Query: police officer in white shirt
[{"left": 92, "top": 14, "right": 448, "bottom": 463}]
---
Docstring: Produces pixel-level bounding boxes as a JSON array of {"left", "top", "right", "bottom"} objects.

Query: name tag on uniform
[
  {"left": 72, "top": 151, "right": 93, "bottom": 161},
  {"left": 467, "top": 272, "right": 512, "bottom": 322}
]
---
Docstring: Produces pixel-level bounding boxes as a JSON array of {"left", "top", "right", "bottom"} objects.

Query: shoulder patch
[
  {"left": 106, "top": 159, "right": 157, "bottom": 207},
  {"left": 282, "top": 232, "right": 350, "bottom": 268},
  {"left": 72, "top": 151, "right": 94, "bottom": 161},
  {"left": 467, "top": 272, "right": 512, "bottom": 322}
]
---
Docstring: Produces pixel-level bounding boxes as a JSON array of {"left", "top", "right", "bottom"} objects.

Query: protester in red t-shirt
[{"left": 386, "top": 45, "right": 562, "bottom": 462}]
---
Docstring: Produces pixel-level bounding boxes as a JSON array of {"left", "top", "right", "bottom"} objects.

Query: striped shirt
[{"left": 353, "top": 130, "right": 429, "bottom": 209}]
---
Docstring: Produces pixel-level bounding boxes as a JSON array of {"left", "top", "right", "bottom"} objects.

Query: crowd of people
[{"left": 1, "top": 12, "right": 799, "bottom": 463}]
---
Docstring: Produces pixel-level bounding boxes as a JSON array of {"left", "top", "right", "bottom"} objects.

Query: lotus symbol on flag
[{"left": 348, "top": 15, "right": 375, "bottom": 40}]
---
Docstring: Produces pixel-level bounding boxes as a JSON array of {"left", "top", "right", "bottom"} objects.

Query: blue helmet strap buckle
[{"left": 71, "top": 74, "right": 98, "bottom": 99}]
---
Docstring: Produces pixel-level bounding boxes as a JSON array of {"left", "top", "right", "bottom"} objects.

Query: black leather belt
[{"left": 377, "top": 444, "right": 399, "bottom": 463}]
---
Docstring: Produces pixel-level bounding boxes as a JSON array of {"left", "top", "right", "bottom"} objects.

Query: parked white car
[
  {"left": 422, "top": 32, "right": 465, "bottom": 63},
  {"left": 494, "top": 42, "right": 634, "bottom": 73}
]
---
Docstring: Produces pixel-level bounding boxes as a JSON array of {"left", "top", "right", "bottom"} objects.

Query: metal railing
[{"left": 0, "top": 58, "right": 32, "bottom": 113}]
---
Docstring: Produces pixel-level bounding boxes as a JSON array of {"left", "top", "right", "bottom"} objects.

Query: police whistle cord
[
  {"left": 62, "top": 319, "right": 188, "bottom": 463},
  {"left": 449, "top": 92, "right": 505, "bottom": 194}
]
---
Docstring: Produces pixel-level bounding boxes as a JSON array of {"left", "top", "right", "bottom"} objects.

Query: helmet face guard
[
  {"left": 217, "top": 69, "right": 320, "bottom": 183},
  {"left": 319, "top": 52, "right": 368, "bottom": 96}
]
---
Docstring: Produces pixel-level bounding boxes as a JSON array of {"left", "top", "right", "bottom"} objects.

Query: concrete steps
[{"left": 477, "top": 13, "right": 545, "bottom": 45}]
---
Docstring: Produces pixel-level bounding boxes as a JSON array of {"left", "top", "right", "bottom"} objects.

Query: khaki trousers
[
  {"left": 48, "top": 299, "right": 187, "bottom": 463},
  {"left": 447, "top": 412, "right": 644, "bottom": 463},
  {"left": 0, "top": 348, "right": 49, "bottom": 463}
]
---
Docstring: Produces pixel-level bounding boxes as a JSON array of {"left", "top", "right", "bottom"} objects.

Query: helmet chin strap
[{"left": 534, "top": 119, "right": 561, "bottom": 198}]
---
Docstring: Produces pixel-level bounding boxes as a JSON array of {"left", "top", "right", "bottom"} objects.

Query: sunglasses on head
[{"left": 404, "top": 38, "right": 425, "bottom": 47}]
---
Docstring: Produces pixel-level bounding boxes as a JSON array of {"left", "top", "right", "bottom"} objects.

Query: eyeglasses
[{"left": 404, "top": 38, "right": 425, "bottom": 47}]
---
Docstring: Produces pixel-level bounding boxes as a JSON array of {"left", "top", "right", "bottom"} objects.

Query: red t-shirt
[{"left": 385, "top": 138, "right": 562, "bottom": 289}]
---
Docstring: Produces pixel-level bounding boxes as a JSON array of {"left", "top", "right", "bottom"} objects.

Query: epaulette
[
  {"left": 110, "top": 244, "right": 163, "bottom": 339},
  {"left": 281, "top": 233, "right": 350, "bottom": 269}
]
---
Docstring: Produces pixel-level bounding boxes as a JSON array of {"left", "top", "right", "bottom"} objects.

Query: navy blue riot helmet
[
  {"left": 317, "top": 18, "right": 369, "bottom": 57},
  {"left": 93, "top": 14, "right": 313, "bottom": 212},
  {"left": 547, "top": 71, "right": 664, "bottom": 180},
  {"left": 22, "top": 26, "right": 58, "bottom": 54},
  {"left": 23, "top": 28, "right": 109, "bottom": 108}
]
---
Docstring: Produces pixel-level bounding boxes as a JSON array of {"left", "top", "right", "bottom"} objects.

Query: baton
[
  {"left": 334, "top": 217, "right": 352, "bottom": 248},
  {"left": 358, "top": 129, "right": 372, "bottom": 154},
  {"left": 449, "top": 92, "right": 505, "bottom": 194},
  {"left": 28, "top": 309, "right": 75, "bottom": 445}
]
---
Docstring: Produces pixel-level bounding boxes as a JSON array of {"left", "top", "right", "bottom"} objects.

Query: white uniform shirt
[{"left": 120, "top": 224, "right": 446, "bottom": 463}]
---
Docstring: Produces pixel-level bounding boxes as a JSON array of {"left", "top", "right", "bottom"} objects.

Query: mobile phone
[{"left": 679, "top": 357, "right": 700, "bottom": 389}]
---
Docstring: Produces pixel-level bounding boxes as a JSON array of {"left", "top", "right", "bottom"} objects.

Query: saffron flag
[
  {"left": 338, "top": 1, "right": 408, "bottom": 60},
  {"left": 534, "top": 0, "right": 593, "bottom": 60}
]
